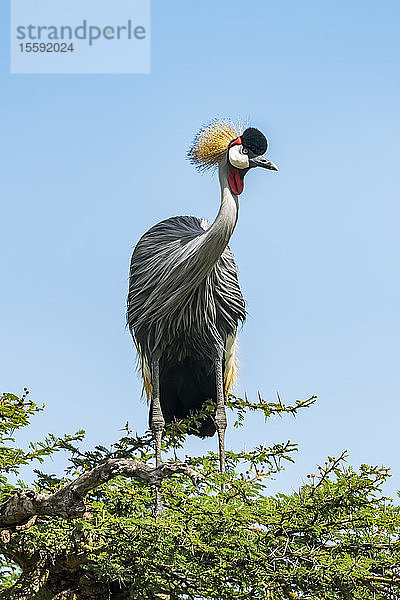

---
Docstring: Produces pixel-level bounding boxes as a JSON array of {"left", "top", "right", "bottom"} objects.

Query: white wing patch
[{"left": 224, "top": 331, "right": 238, "bottom": 394}]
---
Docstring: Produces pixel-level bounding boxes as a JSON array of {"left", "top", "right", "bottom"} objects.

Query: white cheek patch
[{"left": 228, "top": 145, "right": 250, "bottom": 169}]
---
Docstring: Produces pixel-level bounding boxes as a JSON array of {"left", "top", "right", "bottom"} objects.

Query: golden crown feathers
[{"left": 188, "top": 118, "right": 246, "bottom": 172}]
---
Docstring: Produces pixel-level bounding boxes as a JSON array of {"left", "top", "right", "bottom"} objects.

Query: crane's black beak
[{"left": 249, "top": 155, "right": 278, "bottom": 171}]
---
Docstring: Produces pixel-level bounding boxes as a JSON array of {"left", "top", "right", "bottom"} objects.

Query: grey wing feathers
[{"left": 127, "top": 215, "right": 246, "bottom": 363}]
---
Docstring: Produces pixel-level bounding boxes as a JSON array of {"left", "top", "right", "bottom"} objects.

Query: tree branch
[{"left": 0, "top": 459, "right": 202, "bottom": 528}]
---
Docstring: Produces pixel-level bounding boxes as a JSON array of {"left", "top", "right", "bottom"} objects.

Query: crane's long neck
[{"left": 197, "top": 159, "right": 238, "bottom": 270}]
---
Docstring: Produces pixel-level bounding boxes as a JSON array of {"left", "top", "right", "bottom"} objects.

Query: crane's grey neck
[
  {"left": 216, "top": 158, "right": 239, "bottom": 240},
  {"left": 198, "top": 159, "right": 238, "bottom": 269}
]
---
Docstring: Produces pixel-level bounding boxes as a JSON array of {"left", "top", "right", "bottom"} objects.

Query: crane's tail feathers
[
  {"left": 136, "top": 343, "right": 238, "bottom": 402},
  {"left": 134, "top": 336, "right": 239, "bottom": 439}
]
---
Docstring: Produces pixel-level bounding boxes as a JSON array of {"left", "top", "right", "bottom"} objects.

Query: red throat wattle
[{"left": 228, "top": 167, "right": 244, "bottom": 196}]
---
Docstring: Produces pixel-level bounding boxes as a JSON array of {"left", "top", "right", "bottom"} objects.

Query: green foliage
[
  {"left": 1, "top": 390, "right": 400, "bottom": 599},
  {"left": 0, "top": 391, "right": 84, "bottom": 480},
  {"left": 0, "top": 390, "right": 84, "bottom": 592}
]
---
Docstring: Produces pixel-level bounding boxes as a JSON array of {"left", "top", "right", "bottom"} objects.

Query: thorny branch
[{"left": 0, "top": 459, "right": 202, "bottom": 529}]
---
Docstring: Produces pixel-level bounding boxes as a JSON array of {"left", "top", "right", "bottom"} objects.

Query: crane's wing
[{"left": 128, "top": 216, "right": 245, "bottom": 362}]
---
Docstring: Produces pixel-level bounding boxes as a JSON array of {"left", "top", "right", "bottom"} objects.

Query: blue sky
[{"left": 1, "top": 1, "right": 400, "bottom": 497}]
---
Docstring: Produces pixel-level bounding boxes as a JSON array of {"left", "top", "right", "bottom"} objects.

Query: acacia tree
[{"left": 0, "top": 390, "right": 399, "bottom": 600}]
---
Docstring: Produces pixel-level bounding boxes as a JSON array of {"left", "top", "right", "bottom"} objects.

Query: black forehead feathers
[{"left": 241, "top": 127, "right": 268, "bottom": 155}]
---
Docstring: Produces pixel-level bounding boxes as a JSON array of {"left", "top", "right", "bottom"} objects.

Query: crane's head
[{"left": 188, "top": 118, "right": 278, "bottom": 195}]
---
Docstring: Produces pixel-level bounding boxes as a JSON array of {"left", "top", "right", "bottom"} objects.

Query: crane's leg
[
  {"left": 214, "top": 355, "right": 227, "bottom": 481},
  {"left": 151, "top": 356, "right": 165, "bottom": 514}
]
